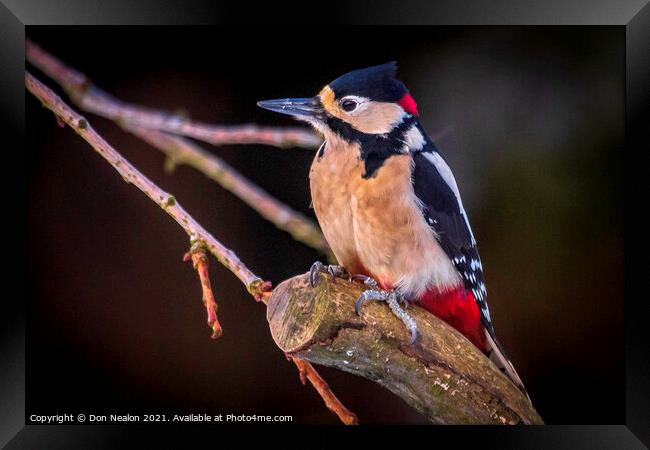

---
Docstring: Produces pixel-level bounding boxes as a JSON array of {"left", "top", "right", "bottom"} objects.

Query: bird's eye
[{"left": 341, "top": 99, "right": 358, "bottom": 112}]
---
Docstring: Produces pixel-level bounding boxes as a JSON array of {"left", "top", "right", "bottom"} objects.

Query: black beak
[{"left": 257, "top": 96, "right": 322, "bottom": 119}]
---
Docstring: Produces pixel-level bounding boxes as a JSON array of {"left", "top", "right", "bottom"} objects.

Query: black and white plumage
[
  {"left": 410, "top": 139, "right": 528, "bottom": 395},
  {"left": 412, "top": 138, "right": 530, "bottom": 394},
  {"left": 411, "top": 144, "right": 493, "bottom": 335}
]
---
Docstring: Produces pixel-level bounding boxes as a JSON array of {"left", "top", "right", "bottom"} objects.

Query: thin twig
[
  {"left": 26, "top": 40, "right": 321, "bottom": 149},
  {"left": 290, "top": 357, "right": 359, "bottom": 425},
  {"left": 184, "top": 244, "right": 223, "bottom": 339},
  {"left": 26, "top": 71, "right": 354, "bottom": 425},
  {"left": 25, "top": 39, "right": 331, "bottom": 258}
]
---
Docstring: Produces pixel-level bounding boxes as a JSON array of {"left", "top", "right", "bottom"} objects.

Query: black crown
[{"left": 328, "top": 62, "right": 409, "bottom": 102}]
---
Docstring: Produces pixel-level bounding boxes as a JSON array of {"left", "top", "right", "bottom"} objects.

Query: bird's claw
[
  {"left": 354, "top": 288, "right": 418, "bottom": 344},
  {"left": 351, "top": 274, "right": 380, "bottom": 290},
  {"left": 309, "top": 261, "right": 351, "bottom": 287},
  {"left": 310, "top": 267, "right": 418, "bottom": 342},
  {"left": 354, "top": 288, "right": 386, "bottom": 315}
]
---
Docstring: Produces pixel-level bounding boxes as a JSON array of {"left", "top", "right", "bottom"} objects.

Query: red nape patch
[
  {"left": 418, "top": 288, "right": 487, "bottom": 352},
  {"left": 397, "top": 93, "right": 419, "bottom": 116}
]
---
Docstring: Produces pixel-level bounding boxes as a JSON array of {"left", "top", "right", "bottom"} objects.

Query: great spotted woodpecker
[{"left": 258, "top": 62, "right": 529, "bottom": 397}]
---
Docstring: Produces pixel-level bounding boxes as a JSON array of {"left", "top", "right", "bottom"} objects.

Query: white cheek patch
[{"left": 349, "top": 100, "right": 407, "bottom": 135}]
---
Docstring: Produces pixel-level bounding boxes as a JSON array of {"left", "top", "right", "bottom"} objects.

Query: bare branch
[
  {"left": 26, "top": 40, "right": 320, "bottom": 149},
  {"left": 26, "top": 71, "right": 262, "bottom": 293},
  {"left": 26, "top": 39, "right": 331, "bottom": 258},
  {"left": 26, "top": 71, "right": 354, "bottom": 425}
]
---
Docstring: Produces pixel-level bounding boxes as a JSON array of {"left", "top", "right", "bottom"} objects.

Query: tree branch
[
  {"left": 27, "top": 71, "right": 262, "bottom": 293},
  {"left": 267, "top": 273, "right": 544, "bottom": 425},
  {"left": 26, "top": 40, "right": 320, "bottom": 149},
  {"left": 25, "top": 39, "right": 332, "bottom": 258},
  {"left": 26, "top": 71, "right": 354, "bottom": 425}
]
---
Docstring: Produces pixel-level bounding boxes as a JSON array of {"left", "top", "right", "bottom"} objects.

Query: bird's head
[{"left": 258, "top": 62, "right": 419, "bottom": 142}]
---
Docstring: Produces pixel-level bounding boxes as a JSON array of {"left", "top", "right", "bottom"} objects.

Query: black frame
[{"left": 1, "top": 1, "right": 648, "bottom": 447}]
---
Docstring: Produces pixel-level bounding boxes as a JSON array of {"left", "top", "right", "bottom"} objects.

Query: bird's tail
[{"left": 484, "top": 329, "right": 531, "bottom": 403}]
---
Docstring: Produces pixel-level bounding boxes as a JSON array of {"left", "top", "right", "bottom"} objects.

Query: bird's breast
[
  {"left": 309, "top": 139, "right": 461, "bottom": 297},
  {"left": 309, "top": 139, "right": 366, "bottom": 274}
]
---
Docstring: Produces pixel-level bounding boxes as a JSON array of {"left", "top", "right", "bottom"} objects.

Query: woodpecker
[{"left": 258, "top": 62, "right": 529, "bottom": 397}]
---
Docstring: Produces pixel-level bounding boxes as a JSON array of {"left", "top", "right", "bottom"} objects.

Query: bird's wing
[
  {"left": 411, "top": 148, "right": 531, "bottom": 396},
  {"left": 411, "top": 149, "right": 494, "bottom": 335}
]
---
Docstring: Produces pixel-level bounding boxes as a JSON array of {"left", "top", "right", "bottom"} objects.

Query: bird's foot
[
  {"left": 309, "top": 261, "right": 351, "bottom": 287},
  {"left": 351, "top": 274, "right": 409, "bottom": 309},
  {"left": 354, "top": 286, "right": 418, "bottom": 344}
]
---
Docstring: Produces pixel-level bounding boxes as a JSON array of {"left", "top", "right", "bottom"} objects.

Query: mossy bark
[{"left": 267, "top": 273, "right": 543, "bottom": 425}]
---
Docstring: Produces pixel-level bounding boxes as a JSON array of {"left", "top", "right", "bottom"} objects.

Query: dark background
[{"left": 26, "top": 26, "right": 624, "bottom": 424}]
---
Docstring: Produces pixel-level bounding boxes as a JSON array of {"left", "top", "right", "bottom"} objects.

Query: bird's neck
[{"left": 325, "top": 115, "right": 429, "bottom": 178}]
